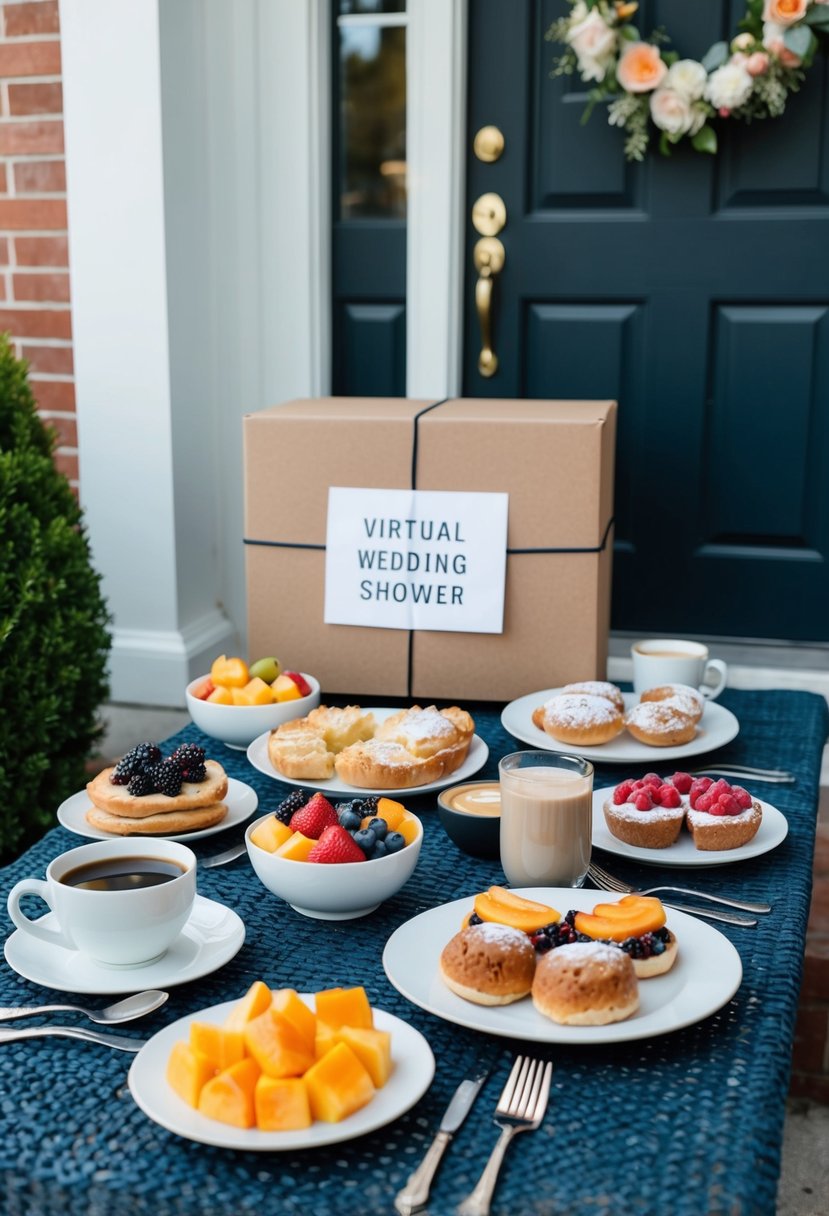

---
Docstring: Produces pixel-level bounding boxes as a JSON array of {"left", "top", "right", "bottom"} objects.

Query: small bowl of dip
[{"left": 437, "top": 780, "right": 501, "bottom": 859}]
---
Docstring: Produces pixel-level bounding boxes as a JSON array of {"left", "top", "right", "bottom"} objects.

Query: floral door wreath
[{"left": 548, "top": 0, "right": 829, "bottom": 160}]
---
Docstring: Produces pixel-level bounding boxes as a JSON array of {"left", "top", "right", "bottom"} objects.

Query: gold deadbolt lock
[
  {"left": 471, "top": 192, "right": 506, "bottom": 237},
  {"left": 473, "top": 125, "right": 505, "bottom": 163}
]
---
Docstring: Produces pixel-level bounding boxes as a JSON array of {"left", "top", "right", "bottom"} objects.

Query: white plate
[
  {"left": 57, "top": 778, "right": 259, "bottom": 843},
  {"left": 247, "top": 708, "right": 489, "bottom": 796},
  {"left": 501, "top": 689, "right": 739, "bottom": 763},
  {"left": 382, "top": 887, "right": 742, "bottom": 1045},
  {"left": 591, "top": 787, "right": 789, "bottom": 868},
  {"left": 128, "top": 997, "right": 435, "bottom": 1150},
  {"left": 3, "top": 895, "right": 245, "bottom": 995}
]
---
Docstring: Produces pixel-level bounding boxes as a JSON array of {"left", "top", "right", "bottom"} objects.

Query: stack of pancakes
[{"left": 85, "top": 759, "right": 229, "bottom": 835}]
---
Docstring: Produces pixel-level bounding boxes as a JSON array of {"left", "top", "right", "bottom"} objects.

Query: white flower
[
  {"left": 569, "top": 1, "right": 589, "bottom": 21},
  {"left": 705, "top": 62, "right": 754, "bottom": 110},
  {"left": 567, "top": 8, "right": 617, "bottom": 83},
  {"left": 650, "top": 88, "right": 706, "bottom": 137},
  {"left": 666, "top": 59, "right": 708, "bottom": 102},
  {"left": 762, "top": 20, "right": 785, "bottom": 50}
]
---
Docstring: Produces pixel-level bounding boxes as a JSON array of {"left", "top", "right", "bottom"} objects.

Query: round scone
[
  {"left": 334, "top": 739, "right": 445, "bottom": 789},
  {"left": 640, "top": 683, "right": 704, "bottom": 724},
  {"left": 86, "top": 759, "right": 228, "bottom": 819},
  {"left": 532, "top": 941, "right": 639, "bottom": 1026},
  {"left": 624, "top": 701, "right": 696, "bottom": 747},
  {"left": 560, "top": 681, "right": 624, "bottom": 713},
  {"left": 86, "top": 802, "right": 228, "bottom": 835},
  {"left": 532, "top": 694, "right": 623, "bottom": 746},
  {"left": 439, "top": 922, "right": 536, "bottom": 1006}
]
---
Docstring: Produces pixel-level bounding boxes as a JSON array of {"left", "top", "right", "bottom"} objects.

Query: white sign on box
[{"left": 324, "top": 487, "right": 509, "bottom": 633}]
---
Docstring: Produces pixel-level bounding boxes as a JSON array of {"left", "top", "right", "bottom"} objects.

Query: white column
[{"left": 60, "top": 0, "right": 235, "bottom": 704}]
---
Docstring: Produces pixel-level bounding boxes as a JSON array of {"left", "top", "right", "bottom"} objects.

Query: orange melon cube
[
  {"left": 210, "top": 654, "right": 250, "bottom": 689},
  {"left": 304, "top": 1042, "right": 375, "bottom": 1123},
  {"left": 376, "top": 797, "right": 407, "bottom": 830},
  {"left": 207, "top": 685, "right": 233, "bottom": 705},
  {"left": 189, "top": 1022, "right": 247, "bottom": 1070},
  {"left": 249, "top": 816, "right": 293, "bottom": 854},
  {"left": 232, "top": 677, "right": 274, "bottom": 706},
  {"left": 271, "top": 989, "right": 316, "bottom": 1051},
  {"left": 315, "top": 1020, "right": 337, "bottom": 1059},
  {"left": 315, "top": 986, "right": 373, "bottom": 1030},
  {"left": 273, "top": 831, "right": 316, "bottom": 862},
  {"left": 396, "top": 813, "right": 420, "bottom": 847},
  {"left": 272, "top": 673, "right": 303, "bottom": 702},
  {"left": 245, "top": 1010, "right": 316, "bottom": 1078},
  {"left": 224, "top": 980, "right": 273, "bottom": 1032},
  {"left": 254, "top": 1075, "right": 312, "bottom": 1131},
  {"left": 166, "top": 1041, "right": 216, "bottom": 1108},
  {"left": 333, "top": 1026, "right": 392, "bottom": 1088},
  {"left": 198, "top": 1058, "right": 260, "bottom": 1129}
]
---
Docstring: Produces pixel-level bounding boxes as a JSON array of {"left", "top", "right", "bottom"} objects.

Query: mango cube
[
  {"left": 207, "top": 685, "right": 233, "bottom": 705},
  {"left": 333, "top": 1026, "right": 392, "bottom": 1088},
  {"left": 245, "top": 1010, "right": 316, "bottom": 1078},
  {"left": 271, "top": 988, "right": 316, "bottom": 1052},
  {"left": 166, "top": 1041, "right": 216, "bottom": 1108},
  {"left": 315, "top": 1020, "right": 338, "bottom": 1059},
  {"left": 273, "top": 831, "right": 316, "bottom": 862},
  {"left": 304, "top": 1042, "right": 375, "bottom": 1123},
  {"left": 198, "top": 1058, "right": 260, "bottom": 1129},
  {"left": 315, "top": 986, "right": 373, "bottom": 1031},
  {"left": 397, "top": 813, "right": 420, "bottom": 847},
  {"left": 249, "top": 816, "right": 293, "bottom": 854},
  {"left": 232, "top": 677, "right": 275, "bottom": 706},
  {"left": 210, "top": 654, "right": 250, "bottom": 689},
  {"left": 224, "top": 980, "right": 273, "bottom": 1032},
  {"left": 189, "top": 1022, "right": 247, "bottom": 1071},
  {"left": 375, "top": 798, "right": 407, "bottom": 830},
  {"left": 272, "top": 673, "right": 303, "bottom": 702},
  {"left": 255, "top": 1075, "right": 312, "bottom": 1131}
]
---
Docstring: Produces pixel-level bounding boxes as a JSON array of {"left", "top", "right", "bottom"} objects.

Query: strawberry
[
  {"left": 284, "top": 671, "right": 312, "bottom": 697},
  {"left": 307, "top": 824, "right": 367, "bottom": 863},
  {"left": 671, "top": 771, "right": 693, "bottom": 794},
  {"left": 290, "top": 792, "right": 338, "bottom": 839}
]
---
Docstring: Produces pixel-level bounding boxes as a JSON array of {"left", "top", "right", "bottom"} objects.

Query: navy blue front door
[{"left": 464, "top": 0, "right": 829, "bottom": 642}]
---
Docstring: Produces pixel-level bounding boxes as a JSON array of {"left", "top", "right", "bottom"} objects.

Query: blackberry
[
  {"left": 351, "top": 796, "right": 381, "bottom": 817},
  {"left": 150, "top": 758, "right": 183, "bottom": 798},
  {"left": 564, "top": 909, "right": 578, "bottom": 928},
  {"left": 468, "top": 913, "right": 483, "bottom": 926},
  {"left": 114, "top": 742, "right": 162, "bottom": 781},
  {"left": 127, "top": 772, "right": 154, "bottom": 797},
  {"left": 170, "top": 743, "right": 206, "bottom": 780},
  {"left": 273, "top": 789, "right": 308, "bottom": 825}
]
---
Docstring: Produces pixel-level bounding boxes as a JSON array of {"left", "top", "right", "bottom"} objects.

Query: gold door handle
[{"left": 474, "top": 236, "right": 505, "bottom": 378}]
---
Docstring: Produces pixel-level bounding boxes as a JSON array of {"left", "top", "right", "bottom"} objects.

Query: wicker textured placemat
[{"left": 0, "top": 689, "right": 826, "bottom": 1216}]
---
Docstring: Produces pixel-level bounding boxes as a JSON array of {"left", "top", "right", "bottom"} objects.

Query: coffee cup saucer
[{"left": 3, "top": 894, "right": 244, "bottom": 996}]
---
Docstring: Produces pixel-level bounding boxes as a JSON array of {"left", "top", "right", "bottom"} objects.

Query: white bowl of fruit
[
  {"left": 186, "top": 655, "right": 320, "bottom": 749},
  {"left": 246, "top": 791, "right": 422, "bottom": 920}
]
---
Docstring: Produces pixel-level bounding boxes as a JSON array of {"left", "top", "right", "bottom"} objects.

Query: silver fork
[
  {"left": 687, "top": 765, "right": 795, "bottom": 784},
  {"left": 457, "top": 1056, "right": 552, "bottom": 1216},
  {"left": 588, "top": 861, "right": 769, "bottom": 917}
]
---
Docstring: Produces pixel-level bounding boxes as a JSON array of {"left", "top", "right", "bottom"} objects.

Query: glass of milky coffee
[{"left": 498, "top": 752, "right": 593, "bottom": 888}]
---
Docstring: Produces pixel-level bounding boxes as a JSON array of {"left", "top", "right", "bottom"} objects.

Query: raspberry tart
[
  {"left": 686, "top": 776, "right": 763, "bottom": 851},
  {"left": 602, "top": 773, "right": 686, "bottom": 848}
]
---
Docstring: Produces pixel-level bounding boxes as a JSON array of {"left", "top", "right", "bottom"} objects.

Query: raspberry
[
  {"left": 634, "top": 792, "right": 653, "bottom": 811},
  {"left": 717, "top": 793, "right": 741, "bottom": 816},
  {"left": 695, "top": 791, "right": 715, "bottom": 813},
  {"left": 733, "top": 786, "right": 753, "bottom": 810},
  {"left": 631, "top": 780, "right": 646, "bottom": 791},
  {"left": 709, "top": 778, "right": 731, "bottom": 799},
  {"left": 643, "top": 773, "right": 663, "bottom": 788},
  {"left": 613, "top": 780, "right": 635, "bottom": 805},
  {"left": 671, "top": 771, "right": 693, "bottom": 794},
  {"left": 689, "top": 777, "right": 713, "bottom": 807},
  {"left": 656, "top": 784, "right": 681, "bottom": 808}
]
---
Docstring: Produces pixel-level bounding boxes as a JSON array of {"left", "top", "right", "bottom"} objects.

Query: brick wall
[{"left": 0, "top": 0, "right": 75, "bottom": 487}]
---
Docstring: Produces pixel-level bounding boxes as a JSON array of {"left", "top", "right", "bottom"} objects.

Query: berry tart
[
  {"left": 685, "top": 776, "right": 763, "bottom": 850},
  {"left": 602, "top": 773, "right": 686, "bottom": 848}
]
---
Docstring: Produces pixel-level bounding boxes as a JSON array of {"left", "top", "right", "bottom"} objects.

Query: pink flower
[
  {"left": 617, "top": 42, "right": 668, "bottom": 93},
  {"left": 762, "top": 0, "right": 809, "bottom": 24},
  {"left": 746, "top": 51, "right": 771, "bottom": 76},
  {"left": 719, "top": 106, "right": 731, "bottom": 118}
]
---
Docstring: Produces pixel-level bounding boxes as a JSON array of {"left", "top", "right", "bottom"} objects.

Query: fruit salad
[
  {"left": 166, "top": 981, "right": 392, "bottom": 1130},
  {"left": 192, "top": 655, "right": 313, "bottom": 707},
  {"left": 249, "top": 791, "right": 420, "bottom": 863}
]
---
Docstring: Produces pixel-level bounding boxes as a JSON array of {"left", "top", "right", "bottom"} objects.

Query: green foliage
[{"left": 0, "top": 335, "right": 111, "bottom": 859}]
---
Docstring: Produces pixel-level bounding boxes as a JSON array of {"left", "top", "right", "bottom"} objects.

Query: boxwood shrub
[{"left": 0, "top": 335, "right": 111, "bottom": 860}]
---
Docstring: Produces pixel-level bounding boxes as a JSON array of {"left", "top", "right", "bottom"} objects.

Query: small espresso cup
[
  {"left": 631, "top": 638, "right": 727, "bottom": 700},
  {"left": 7, "top": 838, "right": 196, "bottom": 967}
]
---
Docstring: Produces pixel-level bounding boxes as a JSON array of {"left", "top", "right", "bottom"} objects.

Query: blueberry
[
  {"left": 366, "top": 817, "right": 388, "bottom": 840},
  {"left": 370, "top": 839, "right": 388, "bottom": 859},
  {"left": 352, "top": 829, "right": 376, "bottom": 856},
  {"left": 338, "top": 808, "right": 363, "bottom": 831},
  {"left": 385, "top": 831, "right": 406, "bottom": 853}
]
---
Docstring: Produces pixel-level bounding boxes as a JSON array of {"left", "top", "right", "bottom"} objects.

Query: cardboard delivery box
[{"left": 244, "top": 397, "right": 616, "bottom": 702}]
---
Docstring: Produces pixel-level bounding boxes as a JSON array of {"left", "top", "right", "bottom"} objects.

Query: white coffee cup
[
  {"left": 631, "top": 639, "right": 727, "bottom": 700},
  {"left": 7, "top": 838, "right": 197, "bottom": 967}
]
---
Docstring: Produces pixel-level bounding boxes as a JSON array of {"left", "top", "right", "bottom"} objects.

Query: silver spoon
[{"left": 0, "top": 989, "right": 169, "bottom": 1025}]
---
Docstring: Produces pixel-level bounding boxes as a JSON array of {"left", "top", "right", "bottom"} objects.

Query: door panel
[{"left": 464, "top": 0, "right": 829, "bottom": 640}]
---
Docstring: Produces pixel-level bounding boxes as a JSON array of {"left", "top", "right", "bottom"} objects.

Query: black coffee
[{"left": 60, "top": 857, "right": 187, "bottom": 892}]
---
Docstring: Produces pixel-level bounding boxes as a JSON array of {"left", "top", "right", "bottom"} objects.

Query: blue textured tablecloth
[{"left": 0, "top": 689, "right": 826, "bottom": 1216}]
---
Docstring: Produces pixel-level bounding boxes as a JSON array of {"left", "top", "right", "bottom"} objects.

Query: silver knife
[{"left": 394, "top": 1069, "right": 489, "bottom": 1216}]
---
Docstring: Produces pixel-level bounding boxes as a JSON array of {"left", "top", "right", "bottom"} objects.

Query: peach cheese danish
[{"left": 267, "top": 706, "right": 375, "bottom": 780}]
